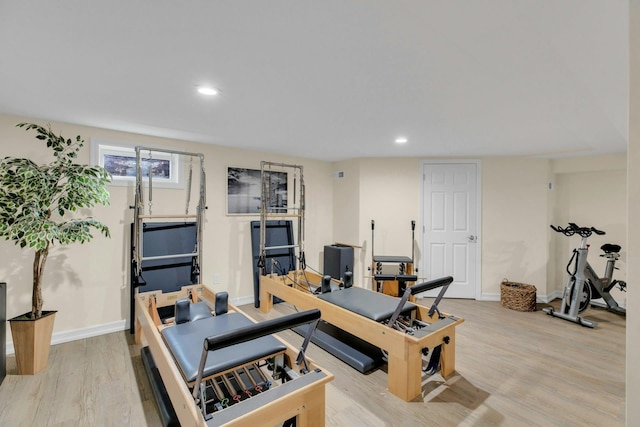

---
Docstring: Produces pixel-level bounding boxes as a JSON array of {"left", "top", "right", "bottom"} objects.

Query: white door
[{"left": 421, "top": 161, "right": 480, "bottom": 299}]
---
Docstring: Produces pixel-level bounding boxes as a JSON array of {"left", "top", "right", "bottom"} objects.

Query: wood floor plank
[{"left": 0, "top": 298, "right": 625, "bottom": 426}]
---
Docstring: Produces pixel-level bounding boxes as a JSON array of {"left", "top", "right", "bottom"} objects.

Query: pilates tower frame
[
  {"left": 131, "top": 146, "right": 207, "bottom": 286},
  {"left": 258, "top": 161, "right": 305, "bottom": 276}
]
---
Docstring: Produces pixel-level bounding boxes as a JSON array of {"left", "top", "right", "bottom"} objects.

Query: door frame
[{"left": 419, "top": 159, "right": 482, "bottom": 299}]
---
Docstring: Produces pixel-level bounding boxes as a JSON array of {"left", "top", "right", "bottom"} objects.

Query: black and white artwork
[{"left": 227, "top": 167, "right": 287, "bottom": 214}]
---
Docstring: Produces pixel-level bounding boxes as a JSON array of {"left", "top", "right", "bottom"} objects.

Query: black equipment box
[{"left": 324, "top": 245, "right": 354, "bottom": 281}]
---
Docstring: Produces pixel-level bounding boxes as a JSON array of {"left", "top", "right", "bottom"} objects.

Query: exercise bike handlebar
[{"left": 550, "top": 223, "right": 605, "bottom": 238}]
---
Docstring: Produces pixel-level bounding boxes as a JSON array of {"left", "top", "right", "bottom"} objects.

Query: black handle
[
  {"left": 411, "top": 220, "right": 416, "bottom": 231},
  {"left": 371, "top": 220, "right": 375, "bottom": 230},
  {"left": 551, "top": 223, "right": 605, "bottom": 238},
  {"left": 409, "top": 276, "right": 454, "bottom": 295}
]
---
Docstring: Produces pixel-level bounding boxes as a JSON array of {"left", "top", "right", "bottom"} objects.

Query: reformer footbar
[
  {"left": 190, "top": 309, "right": 322, "bottom": 420},
  {"left": 387, "top": 276, "right": 453, "bottom": 331},
  {"left": 386, "top": 277, "right": 453, "bottom": 374}
]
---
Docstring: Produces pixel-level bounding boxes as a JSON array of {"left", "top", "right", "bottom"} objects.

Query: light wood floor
[{"left": 0, "top": 298, "right": 625, "bottom": 426}]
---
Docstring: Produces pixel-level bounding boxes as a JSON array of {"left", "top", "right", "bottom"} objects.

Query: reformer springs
[{"left": 199, "top": 363, "right": 272, "bottom": 415}]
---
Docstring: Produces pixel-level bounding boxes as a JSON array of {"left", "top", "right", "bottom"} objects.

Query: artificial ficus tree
[{"left": 0, "top": 123, "right": 111, "bottom": 318}]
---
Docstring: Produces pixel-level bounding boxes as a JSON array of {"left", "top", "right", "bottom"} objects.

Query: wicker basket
[{"left": 500, "top": 279, "right": 537, "bottom": 312}]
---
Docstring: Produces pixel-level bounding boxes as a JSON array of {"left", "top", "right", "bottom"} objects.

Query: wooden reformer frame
[
  {"left": 135, "top": 284, "right": 333, "bottom": 426},
  {"left": 259, "top": 271, "right": 464, "bottom": 402}
]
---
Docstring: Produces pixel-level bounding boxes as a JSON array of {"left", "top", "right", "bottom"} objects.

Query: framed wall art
[
  {"left": 91, "top": 139, "right": 182, "bottom": 188},
  {"left": 227, "top": 167, "right": 287, "bottom": 215}
]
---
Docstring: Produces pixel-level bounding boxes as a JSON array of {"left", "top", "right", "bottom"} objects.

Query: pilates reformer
[
  {"left": 260, "top": 271, "right": 463, "bottom": 402},
  {"left": 135, "top": 284, "right": 333, "bottom": 426},
  {"left": 369, "top": 219, "right": 419, "bottom": 297}
]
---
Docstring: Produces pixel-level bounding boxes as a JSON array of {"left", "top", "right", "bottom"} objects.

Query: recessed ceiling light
[
  {"left": 395, "top": 137, "right": 408, "bottom": 144},
  {"left": 197, "top": 86, "right": 219, "bottom": 96}
]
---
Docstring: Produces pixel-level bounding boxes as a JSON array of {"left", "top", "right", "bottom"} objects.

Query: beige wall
[
  {"left": 357, "top": 158, "right": 422, "bottom": 284},
  {"left": 628, "top": 1, "right": 639, "bottom": 423},
  {"left": 327, "top": 155, "right": 627, "bottom": 301},
  {"left": 0, "top": 113, "right": 333, "bottom": 341},
  {"left": 330, "top": 159, "right": 362, "bottom": 263},
  {"left": 481, "top": 157, "right": 552, "bottom": 296}
]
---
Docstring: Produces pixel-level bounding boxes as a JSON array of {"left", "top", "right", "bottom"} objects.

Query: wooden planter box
[{"left": 9, "top": 311, "right": 56, "bottom": 375}]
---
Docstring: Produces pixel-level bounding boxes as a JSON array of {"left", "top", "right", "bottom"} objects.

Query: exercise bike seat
[{"left": 601, "top": 243, "right": 621, "bottom": 254}]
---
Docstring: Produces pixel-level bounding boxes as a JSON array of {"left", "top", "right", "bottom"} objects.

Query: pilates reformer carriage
[
  {"left": 135, "top": 284, "right": 333, "bottom": 426},
  {"left": 260, "top": 271, "right": 463, "bottom": 402}
]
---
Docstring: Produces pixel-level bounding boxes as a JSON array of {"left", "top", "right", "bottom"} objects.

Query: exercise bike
[{"left": 543, "top": 223, "right": 627, "bottom": 328}]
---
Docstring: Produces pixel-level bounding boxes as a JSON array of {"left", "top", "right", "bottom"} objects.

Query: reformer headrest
[
  {"left": 175, "top": 298, "right": 213, "bottom": 324},
  {"left": 190, "top": 302, "right": 213, "bottom": 322}
]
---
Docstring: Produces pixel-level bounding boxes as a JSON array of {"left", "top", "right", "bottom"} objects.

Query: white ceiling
[{"left": 0, "top": 1, "right": 629, "bottom": 162}]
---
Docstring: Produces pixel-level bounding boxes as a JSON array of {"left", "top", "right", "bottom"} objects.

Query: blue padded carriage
[
  {"left": 317, "top": 287, "right": 416, "bottom": 322},
  {"left": 161, "top": 312, "right": 286, "bottom": 383}
]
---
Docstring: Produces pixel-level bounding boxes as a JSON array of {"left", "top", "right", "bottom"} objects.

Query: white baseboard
[
  {"left": 477, "top": 293, "right": 500, "bottom": 301},
  {"left": 4, "top": 296, "right": 257, "bottom": 355},
  {"left": 545, "top": 290, "right": 563, "bottom": 303},
  {"left": 6, "top": 319, "right": 127, "bottom": 356},
  {"left": 231, "top": 295, "right": 256, "bottom": 307}
]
